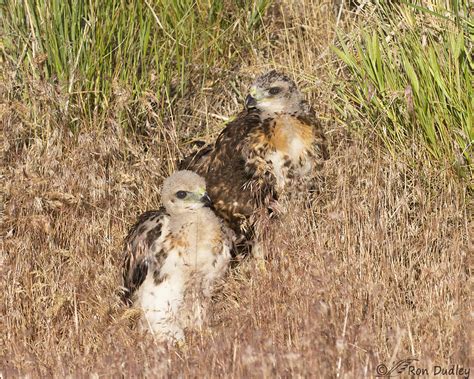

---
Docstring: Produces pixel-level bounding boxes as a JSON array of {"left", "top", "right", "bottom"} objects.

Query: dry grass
[{"left": 1, "top": 1, "right": 471, "bottom": 377}]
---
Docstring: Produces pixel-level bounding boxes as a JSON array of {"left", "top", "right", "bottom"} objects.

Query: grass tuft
[{"left": 332, "top": 0, "right": 473, "bottom": 179}]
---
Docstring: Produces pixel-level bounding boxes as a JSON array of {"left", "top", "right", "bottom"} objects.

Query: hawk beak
[
  {"left": 200, "top": 192, "right": 212, "bottom": 207},
  {"left": 245, "top": 94, "right": 257, "bottom": 109}
]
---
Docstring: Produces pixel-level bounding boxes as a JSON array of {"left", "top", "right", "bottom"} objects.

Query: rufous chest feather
[
  {"left": 269, "top": 115, "right": 313, "bottom": 160},
  {"left": 265, "top": 115, "right": 315, "bottom": 190}
]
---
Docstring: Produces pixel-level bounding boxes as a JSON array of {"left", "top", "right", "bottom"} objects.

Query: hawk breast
[{"left": 266, "top": 115, "right": 315, "bottom": 190}]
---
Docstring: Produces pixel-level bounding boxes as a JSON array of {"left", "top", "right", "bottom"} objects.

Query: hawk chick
[
  {"left": 122, "top": 170, "right": 232, "bottom": 342},
  {"left": 180, "top": 70, "right": 328, "bottom": 250}
]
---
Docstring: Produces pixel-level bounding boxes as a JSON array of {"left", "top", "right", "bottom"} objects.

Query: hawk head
[
  {"left": 245, "top": 70, "right": 303, "bottom": 114},
  {"left": 161, "top": 170, "right": 211, "bottom": 215}
]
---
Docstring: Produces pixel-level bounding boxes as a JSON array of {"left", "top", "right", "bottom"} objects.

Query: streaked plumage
[
  {"left": 122, "top": 171, "right": 232, "bottom": 342},
  {"left": 180, "top": 71, "right": 328, "bottom": 249}
]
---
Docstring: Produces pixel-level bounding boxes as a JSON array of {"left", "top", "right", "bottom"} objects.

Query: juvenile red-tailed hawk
[
  {"left": 180, "top": 70, "right": 328, "bottom": 250},
  {"left": 122, "top": 170, "right": 232, "bottom": 342}
]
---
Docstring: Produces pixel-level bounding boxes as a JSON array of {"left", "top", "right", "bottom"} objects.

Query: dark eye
[
  {"left": 176, "top": 191, "right": 187, "bottom": 199},
  {"left": 269, "top": 87, "right": 281, "bottom": 95}
]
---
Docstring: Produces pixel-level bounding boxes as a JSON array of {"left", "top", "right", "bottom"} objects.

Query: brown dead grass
[{"left": 1, "top": 0, "right": 472, "bottom": 377}]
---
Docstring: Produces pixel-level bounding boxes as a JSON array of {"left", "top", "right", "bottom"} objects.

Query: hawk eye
[
  {"left": 269, "top": 87, "right": 281, "bottom": 95},
  {"left": 176, "top": 191, "right": 187, "bottom": 199}
]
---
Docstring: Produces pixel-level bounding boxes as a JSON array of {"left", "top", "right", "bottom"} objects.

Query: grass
[
  {"left": 332, "top": 0, "right": 473, "bottom": 179},
  {"left": 2, "top": 0, "right": 269, "bottom": 127},
  {"left": 1, "top": 0, "right": 471, "bottom": 376}
]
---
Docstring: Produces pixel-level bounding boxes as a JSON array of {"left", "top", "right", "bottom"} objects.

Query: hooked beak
[
  {"left": 245, "top": 94, "right": 257, "bottom": 109},
  {"left": 200, "top": 192, "right": 212, "bottom": 207}
]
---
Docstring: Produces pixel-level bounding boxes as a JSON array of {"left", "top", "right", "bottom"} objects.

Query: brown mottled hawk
[{"left": 180, "top": 70, "right": 329, "bottom": 250}]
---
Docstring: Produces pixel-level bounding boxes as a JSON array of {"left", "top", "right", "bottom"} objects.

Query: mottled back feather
[
  {"left": 178, "top": 143, "right": 213, "bottom": 174},
  {"left": 180, "top": 109, "right": 271, "bottom": 237},
  {"left": 122, "top": 208, "right": 168, "bottom": 304}
]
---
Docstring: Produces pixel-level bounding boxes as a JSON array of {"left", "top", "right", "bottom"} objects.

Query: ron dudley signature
[{"left": 376, "top": 358, "right": 471, "bottom": 378}]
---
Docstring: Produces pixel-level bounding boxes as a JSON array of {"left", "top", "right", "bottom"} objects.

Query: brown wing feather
[
  {"left": 179, "top": 142, "right": 213, "bottom": 175},
  {"left": 179, "top": 109, "right": 275, "bottom": 236},
  {"left": 205, "top": 111, "right": 272, "bottom": 234},
  {"left": 121, "top": 208, "right": 168, "bottom": 304}
]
